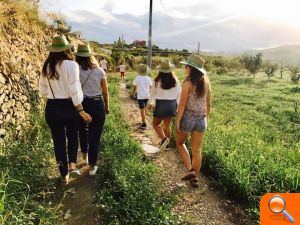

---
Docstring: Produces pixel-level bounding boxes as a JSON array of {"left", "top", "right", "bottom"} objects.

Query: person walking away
[
  {"left": 119, "top": 62, "right": 126, "bottom": 80},
  {"left": 100, "top": 56, "right": 108, "bottom": 73},
  {"left": 175, "top": 54, "right": 211, "bottom": 188},
  {"left": 148, "top": 59, "right": 181, "bottom": 151},
  {"left": 132, "top": 64, "right": 152, "bottom": 130},
  {"left": 75, "top": 43, "right": 110, "bottom": 176},
  {"left": 39, "top": 35, "right": 92, "bottom": 185}
]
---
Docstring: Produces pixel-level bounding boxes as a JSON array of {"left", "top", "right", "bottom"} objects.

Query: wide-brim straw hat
[
  {"left": 46, "top": 35, "right": 73, "bottom": 52},
  {"left": 180, "top": 54, "right": 206, "bottom": 74},
  {"left": 75, "top": 43, "right": 97, "bottom": 57},
  {"left": 136, "top": 63, "right": 150, "bottom": 76},
  {"left": 156, "top": 59, "right": 176, "bottom": 73}
]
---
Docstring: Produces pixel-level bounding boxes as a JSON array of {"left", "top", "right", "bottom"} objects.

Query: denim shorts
[
  {"left": 138, "top": 99, "right": 148, "bottom": 109},
  {"left": 179, "top": 111, "right": 207, "bottom": 133}
]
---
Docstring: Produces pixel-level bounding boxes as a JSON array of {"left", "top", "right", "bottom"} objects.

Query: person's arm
[
  {"left": 39, "top": 75, "right": 48, "bottom": 97},
  {"left": 132, "top": 78, "right": 137, "bottom": 96},
  {"left": 206, "top": 79, "right": 212, "bottom": 117},
  {"left": 176, "top": 82, "right": 182, "bottom": 105},
  {"left": 175, "top": 81, "right": 190, "bottom": 133},
  {"left": 101, "top": 77, "right": 110, "bottom": 114},
  {"left": 66, "top": 62, "right": 92, "bottom": 122}
]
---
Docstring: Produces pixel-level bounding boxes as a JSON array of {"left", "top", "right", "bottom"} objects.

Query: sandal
[
  {"left": 61, "top": 175, "right": 69, "bottom": 185},
  {"left": 181, "top": 170, "right": 196, "bottom": 181},
  {"left": 190, "top": 177, "right": 199, "bottom": 188}
]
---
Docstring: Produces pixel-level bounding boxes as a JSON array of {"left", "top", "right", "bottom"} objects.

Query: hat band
[
  {"left": 78, "top": 49, "right": 91, "bottom": 53},
  {"left": 52, "top": 43, "right": 69, "bottom": 48}
]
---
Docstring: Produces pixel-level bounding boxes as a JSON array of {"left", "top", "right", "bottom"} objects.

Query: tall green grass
[
  {"left": 0, "top": 101, "right": 59, "bottom": 224},
  {"left": 97, "top": 77, "right": 177, "bottom": 225}
]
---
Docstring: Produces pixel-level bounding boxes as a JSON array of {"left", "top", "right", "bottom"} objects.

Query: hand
[
  {"left": 79, "top": 110, "right": 92, "bottom": 123},
  {"left": 105, "top": 107, "right": 110, "bottom": 114}
]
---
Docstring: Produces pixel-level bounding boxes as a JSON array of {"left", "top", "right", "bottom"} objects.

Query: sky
[{"left": 40, "top": 0, "right": 300, "bottom": 52}]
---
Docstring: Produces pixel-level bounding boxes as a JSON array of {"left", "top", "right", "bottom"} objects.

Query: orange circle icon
[{"left": 269, "top": 195, "right": 285, "bottom": 213}]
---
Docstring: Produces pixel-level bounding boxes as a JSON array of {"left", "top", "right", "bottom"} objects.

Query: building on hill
[{"left": 132, "top": 40, "right": 146, "bottom": 47}]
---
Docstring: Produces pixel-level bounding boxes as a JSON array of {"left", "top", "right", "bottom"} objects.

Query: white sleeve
[
  {"left": 176, "top": 82, "right": 182, "bottom": 105},
  {"left": 149, "top": 80, "right": 156, "bottom": 104},
  {"left": 66, "top": 62, "right": 83, "bottom": 106},
  {"left": 39, "top": 74, "right": 48, "bottom": 97}
]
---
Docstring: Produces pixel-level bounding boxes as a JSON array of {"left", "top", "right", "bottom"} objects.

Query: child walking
[
  {"left": 119, "top": 62, "right": 126, "bottom": 80},
  {"left": 132, "top": 64, "right": 152, "bottom": 130}
]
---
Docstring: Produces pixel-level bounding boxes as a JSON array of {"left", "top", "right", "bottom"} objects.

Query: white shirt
[
  {"left": 150, "top": 81, "right": 182, "bottom": 105},
  {"left": 119, "top": 65, "right": 126, "bottom": 72},
  {"left": 133, "top": 75, "right": 152, "bottom": 99},
  {"left": 39, "top": 60, "right": 83, "bottom": 106},
  {"left": 100, "top": 59, "right": 108, "bottom": 70}
]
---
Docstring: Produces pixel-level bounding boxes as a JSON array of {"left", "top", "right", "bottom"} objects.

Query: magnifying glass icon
[{"left": 268, "top": 195, "right": 295, "bottom": 223}]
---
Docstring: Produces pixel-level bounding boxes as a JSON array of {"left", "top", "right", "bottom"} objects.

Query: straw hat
[
  {"left": 156, "top": 59, "right": 175, "bottom": 73},
  {"left": 136, "top": 64, "right": 150, "bottom": 76},
  {"left": 75, "top": 43, "right": 97, "bottom": 57},
  {"left": 46, "top": 35, "right": 73, "bottom": 52},
  {"left": 180, "top": 54, "right": 206, "bottom": 74}
]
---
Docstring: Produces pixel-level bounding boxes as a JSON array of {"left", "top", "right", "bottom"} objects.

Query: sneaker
[
  {"left": 159, "top": 138, "right": 170, "bottom": 151},
  {"left": 181, "top": 170, "right": 196, "bottom": 181},
  {"left": 89, "top": 166, "right": 98, "bottom": 176},
  {"left": 166, "top": 144, "right": 170, "bottom": 150},
  {"left": 139, "top": 123, "right": 147, "bottom": 130}
]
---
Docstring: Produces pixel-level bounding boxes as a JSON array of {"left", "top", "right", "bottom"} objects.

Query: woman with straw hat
[
  {"left": 175, "top": 54, "right": 211, "bottom": 188},
  {"left": 148, "top": 59, "right": 181, "bottom": 151},
  {"left": 75, "top": 43, "right": 110, "bottom": 176},
  {"left": 39, "top": 35, "right": 92, "bottom": 185}
]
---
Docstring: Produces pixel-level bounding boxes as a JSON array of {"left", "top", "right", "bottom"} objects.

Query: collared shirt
[{"left": 39, "top": 60, "right": 83, "bottom": 106}]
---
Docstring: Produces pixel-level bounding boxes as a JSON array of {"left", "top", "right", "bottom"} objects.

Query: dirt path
[
  {"left": 53, "top": 153, "right": 102, "bottom": 225},
  {"left": 119, "top": 82, "right": 254, "bottom": 225}
]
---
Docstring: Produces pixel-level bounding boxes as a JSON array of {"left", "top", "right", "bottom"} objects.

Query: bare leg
[
  {"left": 152, "top": 117, "right": 165, "bottom": 140},
  {"left": 191, "top": 131, "right": 205, "bottom": 176},
  {"left": 141, "top": 108, "right": 146, "bottom": 123},
  {"left": 176, "top": 131, "right": 192, "bottom": 171},
  {"left": 162, "top": 117, "right": 172, "bottom": 139}
]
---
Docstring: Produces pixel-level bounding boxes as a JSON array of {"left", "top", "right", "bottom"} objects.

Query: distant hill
[{"left": 245, "top": 45, "right": 300, "bottom": 67}]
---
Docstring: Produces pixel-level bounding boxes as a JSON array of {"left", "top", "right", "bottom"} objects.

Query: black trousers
[
  {"left": 79, "top": 98, "right": 106, "bottom": 166},
  {"left": 45, "top": 99, "right": 79, "bottom": 177}
]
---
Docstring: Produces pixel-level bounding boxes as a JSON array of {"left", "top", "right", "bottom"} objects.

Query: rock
[
  {"left": 0, "top": 129, "right": 5, "bottom": 137},
  {"left": 142, "top": 144, "right": 160, "bottom": 154}
]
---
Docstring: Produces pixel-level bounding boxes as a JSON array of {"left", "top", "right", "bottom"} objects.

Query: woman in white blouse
[
  {"left": 148, "top": 59, "right": 181, "bottom": 151},
  {"left": 39, "top": 35, "right": 92, "bottom": 185}
]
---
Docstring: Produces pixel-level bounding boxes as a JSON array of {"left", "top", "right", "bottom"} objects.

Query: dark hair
[
  {"left": 154, "top": 72, "right": 177, "bottom": 90},
  {"left": 42, "top": 50, "right": 74, "bottom": 79},
  {"left": 187, "top": 65, "right": 205, "bottom": 97},
  {"left": 76, "top": 56, "right": 97, "bottom": 70}
]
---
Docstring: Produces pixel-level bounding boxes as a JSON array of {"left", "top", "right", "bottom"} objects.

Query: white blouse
[
  {"left": 150, "top": 80, "right": 182, "bottom": 105},
  {"left": 39, "top": 60, "right": 83, "bottom": 106}
]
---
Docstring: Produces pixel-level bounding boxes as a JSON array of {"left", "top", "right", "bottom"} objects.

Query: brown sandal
[
  {"left": 181, "top": 170, "right": 196, "bottom": 181},
  {"left": 190, "top": 178, "right": 199, "bottom": 188}
]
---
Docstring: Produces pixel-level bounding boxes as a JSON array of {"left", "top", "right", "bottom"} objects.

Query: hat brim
[
  {"left": 46, "top": 44, "right": 73, "bottom": 53},
  {"left": 75, "top": 52, "right": 98, "bottom": 57},
  {"left": 156, "top": 64, "right": 176, "bottom": 73},
  {"left": 137, "top": 67, "right": 151, "bottom": 76},
  {"left": 180, "top": 61, "right": 206, "bottom": 74}
]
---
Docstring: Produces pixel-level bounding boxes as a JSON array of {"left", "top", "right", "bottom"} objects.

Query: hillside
[{"left": 246, "top": 45, "right": 300, "bottom": 66}]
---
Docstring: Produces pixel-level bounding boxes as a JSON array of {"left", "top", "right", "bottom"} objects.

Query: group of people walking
[
  {"left": 40, "top": 35, "right": 211, "bottom": 188},
  {"left": 39, "top": 35, "right": 109, "bottom": 184},
  {"left": 132, "top": 55, "right": 211, "bottom": 187}
]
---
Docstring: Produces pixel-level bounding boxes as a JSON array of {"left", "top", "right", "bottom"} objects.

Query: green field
[{"left": 124, "top": 69, "right": 300, "bottom": 216}]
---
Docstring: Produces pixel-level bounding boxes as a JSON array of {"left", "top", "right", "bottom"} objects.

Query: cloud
[{"left": 40, "top": 0, "right": 300, "bottom": 52}]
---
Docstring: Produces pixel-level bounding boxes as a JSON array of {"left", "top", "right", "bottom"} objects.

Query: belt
[{"left": 84, "top": 95, "right": 103, "bottom": 101}]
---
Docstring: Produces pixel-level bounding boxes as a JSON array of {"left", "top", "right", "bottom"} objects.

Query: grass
[
  {"left": 97, "top": 76, "right": 177, "bottom": 225},
  {"left": 124, "top": 69, "right": 300, "bottom": 218},
  {"left": 0, "top": 100, "right": 60, "bottom": 225}
]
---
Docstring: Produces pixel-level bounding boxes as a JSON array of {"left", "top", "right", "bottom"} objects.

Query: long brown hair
[
  {"left": 187, "top": 65, "right": 205, "bottom": 97},
  {"left": 76, "top": 56, "right": 97, "bottom": 70},
  {"left": 42, "top": 50, "right": 74, "bottom": 79},
  {"left": 154, "top": 72, "right": 177, "bottom": 89}
]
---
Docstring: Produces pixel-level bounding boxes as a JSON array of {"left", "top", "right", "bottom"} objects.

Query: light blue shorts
[{"left": 179, "top": 113, "right": 207, "bottom": 133}]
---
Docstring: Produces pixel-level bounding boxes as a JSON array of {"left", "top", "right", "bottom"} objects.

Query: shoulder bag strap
[
  {"left": 47, "top": 77, "right": 55, "bottom": 99},
  {"left": 81, "top": 69, "right": 95, "bottom": 88}
]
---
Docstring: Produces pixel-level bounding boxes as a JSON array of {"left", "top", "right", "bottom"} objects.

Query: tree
[
  {"left": 241, "top": 53, "right": 263, "bottom": 77},
  {"left": 289, "top": 67, "right": 300, "bottom": 84},
  {"left": 263, "top": 61, "right": 278, "bottom": 80}
]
